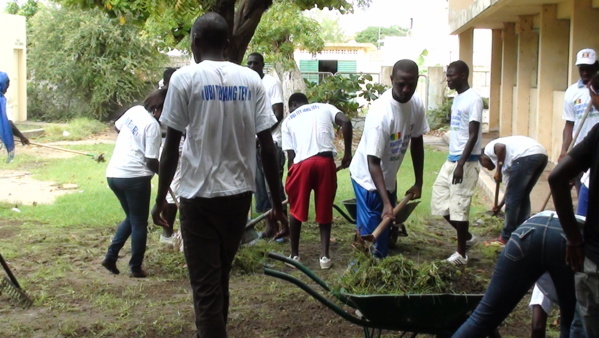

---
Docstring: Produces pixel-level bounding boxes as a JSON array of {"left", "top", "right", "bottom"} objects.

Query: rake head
[
  {"left": 94, "top": 153, "right": 106, "bottom": 163},
  {"left": 0, "top": 277, "right": 33, "bottom": 309}
]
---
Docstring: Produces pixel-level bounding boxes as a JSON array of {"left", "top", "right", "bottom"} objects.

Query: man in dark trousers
[
  {"left": 550, "top": 71, "right": 599, "bottom": 337},
  {"left": 151, "top": 12, "right": 288, "bottom": 337},
  {"left": 247, "top": 52, "right": 287, "bottom": 238}
]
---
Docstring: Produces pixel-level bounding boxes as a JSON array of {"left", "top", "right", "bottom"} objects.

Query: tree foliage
[
  {"left": 305, "top": 74, "right": 388, "bottom": 117},
  {"left": 58, "top": 0, "right": 371, "bottom": 63},
  {"left": 354, "top": 25, "right": 409, "bottom": 45},
  {"left": 305, "top": 9, "right": 346, "bottom": 43},
  {"left": 27, "top": 5, "right": 168, "bottom": 121},
  {"left": 3, "top": 0, "right": 39, "bottom": 18}
]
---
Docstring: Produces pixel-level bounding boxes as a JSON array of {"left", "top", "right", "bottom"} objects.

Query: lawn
[{"left": 0, "top": 129, "right": 556, "bottom": 337}]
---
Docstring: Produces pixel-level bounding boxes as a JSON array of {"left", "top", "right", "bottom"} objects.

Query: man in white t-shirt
[
  {"left": 560, "top": 48, "right": 599, "bottom": 163},
  {"left": 349, "top": 59, "right": 429, "bottom": 258},
  {"left": 150, "top": 13, "right": 288, "bottom": 337},
  {"left": 282, "top": 93, "right": 352, "bottom": 269},
  {"left": 431, "top": 60, "right": 483, "bottom": 265},
  {"left": 479, "top": 136, "right": 548, "bottom": 244},
  {"left": 102, "top": 88, "right": 164, "bottom": 278},
  {"left": 247, "top": 52, "right": 287, "bottom": 238}
]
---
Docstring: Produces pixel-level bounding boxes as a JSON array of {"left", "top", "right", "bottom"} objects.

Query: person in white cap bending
[{"left": 560, "top": 48, "right": 599, "bottom": 165}]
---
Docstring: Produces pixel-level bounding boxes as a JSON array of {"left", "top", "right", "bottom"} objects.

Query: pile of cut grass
[{"left": 335, "top": 253, "right": 487, "bottom": 295}]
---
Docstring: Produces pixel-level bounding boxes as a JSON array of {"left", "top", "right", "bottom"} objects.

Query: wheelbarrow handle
[
  {"left": 362, "top": 193, "right": 415, "bottom": 243},
  {"left": 267, "top": 252, "right": 330, "bottom": 291}
]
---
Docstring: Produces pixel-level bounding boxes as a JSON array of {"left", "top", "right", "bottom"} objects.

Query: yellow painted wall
[{"left": 0, "top": 14, "right": 27, "bottom": 122}]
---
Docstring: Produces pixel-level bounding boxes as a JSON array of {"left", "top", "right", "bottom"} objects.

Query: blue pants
[
  {"left": 453, "top": 214, "right": 576, "bottom": 337},
  {"left": 352, "top": 179, "right": 397, "bottom": 258},
  {"left": 255, "top": 143, "right": 286, "bottom": 213},
  {"left": 501, "top": 154, "right": 548, "bottom": 242},
  {"left": 105, "top": 176, "right": 152, "bottom": 272},
  {"left": 576, "top": 185, "right": 589, "bottom": 217}
]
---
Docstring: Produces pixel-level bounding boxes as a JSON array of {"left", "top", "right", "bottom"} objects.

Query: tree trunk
[
  {"left": 214, "top": 0, "right": 273, "bottom": 64},
  {"left": 273, "top": 61, "right": 306, "bottom": 112}
]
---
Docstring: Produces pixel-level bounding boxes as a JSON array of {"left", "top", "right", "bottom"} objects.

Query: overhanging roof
[{"left": 449, "top": 0, "right": 564, "bottom": 34}]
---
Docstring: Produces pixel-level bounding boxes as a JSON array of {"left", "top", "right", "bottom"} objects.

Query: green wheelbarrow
[{"left": 265, "top": 253, "right": 498, "bottom": 338}]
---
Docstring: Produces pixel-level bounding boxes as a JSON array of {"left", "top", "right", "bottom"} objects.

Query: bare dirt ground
[{"left": 0, "top": 131, "right": 551, "bottom": 338}]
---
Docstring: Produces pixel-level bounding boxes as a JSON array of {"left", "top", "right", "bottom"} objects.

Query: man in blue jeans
[
  {"left": 452, "top": 211, "right": 582, "bottom": 337},
  {"left": 479, "top": 136, "right": 548, "bottom": 245}
]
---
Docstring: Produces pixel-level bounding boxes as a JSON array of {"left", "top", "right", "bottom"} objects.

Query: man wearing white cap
[{"left": 560, "top": 48, "right": 599, "bottom": 165}]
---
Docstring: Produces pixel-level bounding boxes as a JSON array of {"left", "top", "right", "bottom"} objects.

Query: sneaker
[
  {"left": 160, "top": 234, "right": 176, "bottom": 245},
  {"left": 320, "top": 256, "right": 332, "bottom": 270},
  {"left": 485, "top": 237, "right": 506, "bottom": 248},
  {"left": 465, "top": 234, "right": 478, "bottom": 249},
  {"left": 285, "top": 255, "right": 301, "bottom": 268},
  {"left": 446, "top": 251, "right": 468, "bottom": 265}
]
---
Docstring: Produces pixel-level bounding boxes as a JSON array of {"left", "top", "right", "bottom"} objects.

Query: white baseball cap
[{"left": 576, "top": 48, "right": 597, "bottom": 65}]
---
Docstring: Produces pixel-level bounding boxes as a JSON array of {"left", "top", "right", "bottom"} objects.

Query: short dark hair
[
  {"left": 144, "top": 88, "right": 168, "bottom": 112},
  {"left": 448, "top": 60, "right": 470, "bottom": 78},
  {"left": 392, "top": 59, "right": 418, "bottom": 76},
  {"left": 288, "top": 92, "right": 309, "bottom": 108},
  {"left": 163, "top": 67, "right": 177, "bottom": 83},
  {"left": 248, "top": 52, "right": 264, "bottom": 64},
  {"left": 191, "top": 12, "right": 229, "bottom": 49}
]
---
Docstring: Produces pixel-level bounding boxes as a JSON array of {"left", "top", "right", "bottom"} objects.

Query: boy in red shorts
[{"left": 282, "top": 93, "right": 352, "bottom": 269}]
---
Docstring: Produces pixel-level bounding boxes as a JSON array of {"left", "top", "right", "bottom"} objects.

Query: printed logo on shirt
[
  {"left": 124, "top": 117, "right": 139, "bottom": 136},
  {"left": 389, "top": 130, "right": 411, "bottom": 161},
  {"left": 201, "top": 85, "right": 252, "bottom": 101},
  {"left": 450, "top": 110, "right": 463, "bottom": 130},
  {"left": 289, "top": 104, "right": 319, "bottom": 119},
  {"left": 575, "top": 98, "right": 582, "bottom": 105}
]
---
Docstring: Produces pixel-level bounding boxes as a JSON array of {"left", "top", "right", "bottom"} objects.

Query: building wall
[
  {"left": 0, "top": 14, "right": 27, "bottom": 122},
  {"left": 450, "top": 0, "right": 599, "bottom": 163}
]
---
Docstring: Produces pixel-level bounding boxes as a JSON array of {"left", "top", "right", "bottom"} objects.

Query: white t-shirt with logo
[
  {"left": 563, "top": 80, "right": 599, "bottom": 146},
  {"left": 484, "top": 136, "right": 547, "bottom": 182},
  {"left": 262, "top": 74, "right": 284, "bottom": 145},
  {"left": 281, "top": 103, "right": 340, "bottom": 164},
  {"left": 160, "top": 60, "right": 276, "bottom": 199},
  {"left": 448, "top": 88, "right": 484, "bottom": 158},
  {"left": 106, "top": 105, "right": 161, "bottom": 178},
  {"left": 350, "top": 89, "right": 429, "bottom": 192}
]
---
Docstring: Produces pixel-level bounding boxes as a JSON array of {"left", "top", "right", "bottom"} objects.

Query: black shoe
[
  {"left": 101, "top": 259, "right": 120, "bottom": 275},
  {"left": 130, "top": 269, "right": 148, "bottom": 278}
]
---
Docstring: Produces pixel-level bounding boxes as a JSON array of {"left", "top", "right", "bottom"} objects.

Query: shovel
[
  {"left": 361, "top": 193, "right": 415, "bottom": 243},
  {"left": 28, "top": 141, "right": 105, "bottom": 163}
]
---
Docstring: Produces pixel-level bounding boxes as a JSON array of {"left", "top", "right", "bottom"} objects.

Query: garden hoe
[
  {"left": 242, "top": 200, "right": 289, "bottom": 244},
  {"left": 27, "top": 141, "right": 105, "bottom": 163},
  {"left": 352, "top": 193, "right": 418, "bottom": 253},
  {"left": 0, "top": 253, "right": 33, "bottom": 308},
  {"left": 540, "top": 101, "right": 593, "bottom": 212}
]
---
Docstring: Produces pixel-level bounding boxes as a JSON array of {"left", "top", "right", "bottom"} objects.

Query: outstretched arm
[
  {"left": 335, "top": 112, "right": 353, "bottom": 168},
  {"left": 257, "top": 129, "right": 289, "bottom": 239},
  {"left": 406, "top": 135, "right": 424, "bottom": 199},
  {"left": 151, "top": 127, "right": 182, "bottom": 228},
  {"left": 368, "top": 155, "right": 393, "bottom": 221},
  {"left": 9, "top": 121, "right": 29, "bottom": 145},
  {"left": 453, "top": 121, "right": 480, "bottom": 184},
  {"left": 493, "top": 142, "right": 506, "bottom": 183},
  {"left": 549, "top": 155, "right": 585, "bottom": 271}
]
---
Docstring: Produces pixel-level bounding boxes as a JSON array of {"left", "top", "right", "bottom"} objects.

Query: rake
[
  {"left": 28, "top": 141, "right": 106, "bottom": 163},
  {"left": 0, "top": 253, "right": 33, "bottom": 308}
]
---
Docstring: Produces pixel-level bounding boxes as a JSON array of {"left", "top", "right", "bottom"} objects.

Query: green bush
[
  {"left": 305, "top": 74, "right": 388, "bottom": 118},
  {"left": 426, "top": 97, "right": 453, "bottom": 130},
  {"left": 26, "top": 5, "right": 167, "bottom": 121}
]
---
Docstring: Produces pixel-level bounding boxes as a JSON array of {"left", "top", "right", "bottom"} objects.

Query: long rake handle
[
  {"left": 0, "top": 253, "right": 22, "bottom": 289},
  {"left": 28, "top": 141, "right": 93, "bottom": 157},
  {"left": 363, "top": 193, "right": 415, "bottom": 242},
  {"left": 540, "top": 101, "right": 593, "bottom": 211}
]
